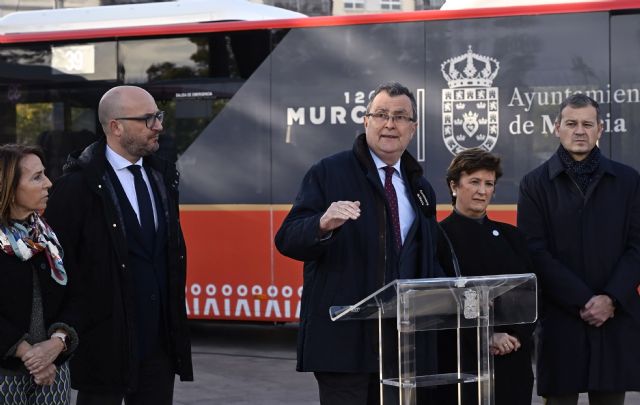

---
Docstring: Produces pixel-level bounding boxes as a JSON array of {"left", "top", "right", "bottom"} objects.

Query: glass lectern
[{"left": 330, "top": 274, "right": 537, "bottom": 405}]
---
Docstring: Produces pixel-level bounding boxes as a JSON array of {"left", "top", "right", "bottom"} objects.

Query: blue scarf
[
  {"left": 0, "top": 213, "right": 67, "bottom": 285},
  {"left": 557, "top": 145, "right": 601, "bottom": 194}
]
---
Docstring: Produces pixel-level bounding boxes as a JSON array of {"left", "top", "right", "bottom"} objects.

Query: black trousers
[
  {"left": 544, "top": 392, "right": 626, "bottom": 405},
  {"left": 314, "top": 372, "right": 380, "bottom": 405},
  {"left": 314, "top": 372, "right": 435, "bottom": 405},
  {"left": 76, "top": 345, "right": 174, "bottom": 405}
]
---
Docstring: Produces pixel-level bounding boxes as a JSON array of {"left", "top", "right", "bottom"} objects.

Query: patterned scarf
[
  {"left": 0, "top": 213, "right": 67, "bottom": 285},
  {"left": 557, "top": 145, "right": 601, "bottom": 194}
]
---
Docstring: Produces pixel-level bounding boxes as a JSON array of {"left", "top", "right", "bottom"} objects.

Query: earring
[{"left": 452, "top": 192, "right": 457, "bottom": 197}]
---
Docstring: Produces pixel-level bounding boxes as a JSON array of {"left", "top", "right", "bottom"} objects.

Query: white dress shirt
[
  {"left": 105, "top": 145, "right": 158, "bottom": 228},
  {"left": 369, "top": 150, "right": 416, "bottom": 245}
]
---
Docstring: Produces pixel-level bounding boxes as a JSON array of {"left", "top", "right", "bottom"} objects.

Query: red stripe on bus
[{"left": 1, "top": 0, "right": 636, "bottom": 44}]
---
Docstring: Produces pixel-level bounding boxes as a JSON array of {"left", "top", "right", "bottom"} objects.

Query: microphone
[
  {"left": 436, "top": 222, "right": 464, "bottom": 405},
  {"left": 411, "top": 183, "right": 460, "bottom": 276},
  {"left": 436, "top": 221, "right": 462, "bottom": 278}
]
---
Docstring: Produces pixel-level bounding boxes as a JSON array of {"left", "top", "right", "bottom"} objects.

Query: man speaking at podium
[{"left": 275, "top": 82, "right": 442, "bottom": 405}]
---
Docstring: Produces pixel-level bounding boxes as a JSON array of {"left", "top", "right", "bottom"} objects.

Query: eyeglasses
[
  {"left": 366, "top": 112, "right": 415, "bottom": 125},
  {"left": 115, "top": 110, "right": 165, "bottom": 129}
]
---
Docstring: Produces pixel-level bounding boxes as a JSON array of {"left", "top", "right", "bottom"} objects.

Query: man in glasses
[
  {"left": 45, "top": 85, "right": 193, "bottom": 404},
  {"left": 275, "top": 82, "right": 442, "bottom": 404}
]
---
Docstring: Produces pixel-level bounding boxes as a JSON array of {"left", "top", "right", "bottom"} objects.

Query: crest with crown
[{"left": 441, "top": 45, "right": 500, "bottom": 88}]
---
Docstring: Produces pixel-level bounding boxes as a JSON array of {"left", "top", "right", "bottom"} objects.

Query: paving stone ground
[{"left": 75, "top": 321, "right": 640, "bottom": 404}]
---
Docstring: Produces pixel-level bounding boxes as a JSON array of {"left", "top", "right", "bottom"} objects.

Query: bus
[{"left": 1, "top": 0, "right": 639, "bottom": 323}]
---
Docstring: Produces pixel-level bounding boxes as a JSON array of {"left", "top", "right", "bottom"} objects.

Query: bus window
[
  {"left": 16, "top": 102, "right": 52, "bottom": 145},
  {"left": 119, "top": 37, "right": 206, "bottom": 83},
  {"left": 0, "top": 40, "right": 115, "bottom": 178},
  {"left": 119, "top": 31, "right": 270, "bottom": 83},
  {"left": 0, "top": 82, "right": 103, "bottom": 179},
  {"left": 119, "top": 31, "right": 272, "bottom": 160},
  {"left": 0, "top": 41, "right": 117, "bottom": 82}
]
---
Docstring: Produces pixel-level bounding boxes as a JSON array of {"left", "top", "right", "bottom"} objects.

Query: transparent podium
[{"left": 330, "top": 274, "right": 537, "bottom": 405}]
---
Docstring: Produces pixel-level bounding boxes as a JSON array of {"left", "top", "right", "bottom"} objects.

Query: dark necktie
[
  {"left": 127, "top": 164, "right": 155, "bottom": 248},
  {"left": 383, "top": 166, "right": 402, "bottom": 252}
]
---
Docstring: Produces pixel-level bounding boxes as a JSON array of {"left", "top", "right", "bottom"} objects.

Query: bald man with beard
[{"left": 45, "top": 86, "right": 193, "bottom": 404}]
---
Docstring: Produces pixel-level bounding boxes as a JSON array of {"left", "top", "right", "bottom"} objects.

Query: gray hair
[{"left": 366, "top": 82, "right": 417, "bottom": 120}]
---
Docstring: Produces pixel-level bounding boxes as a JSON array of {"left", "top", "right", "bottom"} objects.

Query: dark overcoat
[
  {"left": 274, "top": 134, "right": 442, "bottom": 373},
  {"left": 44, "top": 140, "right": 193, "bottom": 393},
  {"left": 517, "top": 151, "right": 640, "bottom": 395},
  {"left": 0, "top": 251, "right": 79, "bottom": 370},
  {"left": 437, "top": 211, "right": 535, "bottom": 405}
]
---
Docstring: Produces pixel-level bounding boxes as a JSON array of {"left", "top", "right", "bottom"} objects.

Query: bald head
[
  {"left": 99, "top": 85, "right": 162, "bottom": 163},
  {"left": 98, "top": 86, "right": 155, "bottom": 135}
]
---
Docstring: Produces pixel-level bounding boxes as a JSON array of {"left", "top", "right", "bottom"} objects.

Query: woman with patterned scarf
[{"left": 0, "top": 144, "right": 79, "bottom": 405}]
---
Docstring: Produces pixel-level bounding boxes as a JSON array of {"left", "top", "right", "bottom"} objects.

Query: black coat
[
  {"left": 0, "top": 250, "right": 79, "bottom": 370},
  {"left": 518, "top": 151, "right": 640, "bottom": 395},
  {"left": 44, "top": 140, "right": 193, "bottom": 393},
  {"left": 436, "top": 211, "right": 535, "bottom": 405},
  {"left": 275, "top": 134, "right": 442, "bottom": 373}
]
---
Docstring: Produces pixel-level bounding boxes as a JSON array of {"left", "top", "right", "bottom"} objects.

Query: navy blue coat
[
  {"left": 44, "top": 140, "right": 193, "bottom": 393},
  {"left": 275, "top": 134, "right": 442, "bottom": 373},
  {"left": 0, "top": 250, "right": 79, "bottom": 370},
  {"left": 437, "top": 211, "right": 535, "bottom": 405},
  {"left": 517, "top": 150, "right": 640, "bottom": 395}
]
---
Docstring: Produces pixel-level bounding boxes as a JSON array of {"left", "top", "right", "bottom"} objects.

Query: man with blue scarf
[{"left": 518, "top": 94, "right": 640, "bottom": 405}]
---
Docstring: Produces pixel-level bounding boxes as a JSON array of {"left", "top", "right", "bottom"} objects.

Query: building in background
[
  {"left": 253, "top": 0, "right": 445, "bottom": 15},
  {"left": 329, "top": 0, "right": 445, "bottom": 15},
  {"left": 0, "top": 0, "right": 169, "bottom": 17},
  {"left": 1, "top": 0, "right": 445, "bottom": 18},
  {"left": 440, "top": 0, "right": 610, "bottom": 8},
  {"left": 250, "top": 0, "right": 333, "bottom": 16},
  {"left": 0, "top": 0, "right": 92, "bottom": 17}
]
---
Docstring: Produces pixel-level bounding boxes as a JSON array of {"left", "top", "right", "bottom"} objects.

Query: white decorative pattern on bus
[{"left": 186, "top": 284, "right": 302, "bottom": 319}]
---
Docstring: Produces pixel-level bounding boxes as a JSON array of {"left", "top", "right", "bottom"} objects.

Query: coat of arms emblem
[{"left": 441, "top": 46, "right": 500, "bottom": 155}]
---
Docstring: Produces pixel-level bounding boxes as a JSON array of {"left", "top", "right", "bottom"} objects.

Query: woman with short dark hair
[
  {"left": 437, "top": 147, "right": 534, "bottom": 405},
  {"left": 0, "top": 144, "right": 78, "bottom": 404}
]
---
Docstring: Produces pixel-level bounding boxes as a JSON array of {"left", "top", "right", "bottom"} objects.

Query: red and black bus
[{"left": 1, "top": 0, "right": 638, "bottom": 322}]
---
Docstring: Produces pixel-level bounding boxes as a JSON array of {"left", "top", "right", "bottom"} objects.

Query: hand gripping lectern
[{"left": 330, "top": 274, "right": 537, "bottom": 405}]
